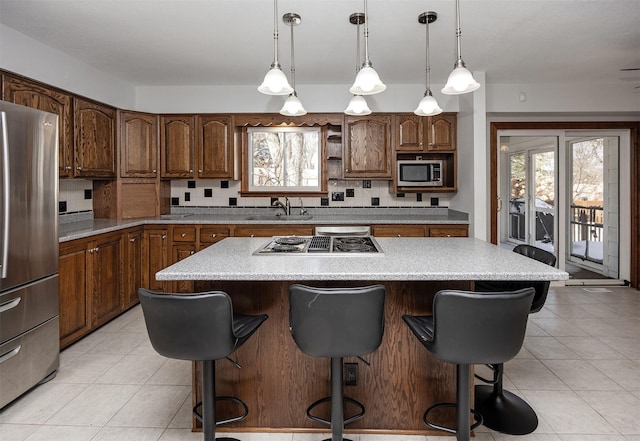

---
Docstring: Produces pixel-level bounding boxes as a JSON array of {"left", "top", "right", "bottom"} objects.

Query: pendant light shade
[
  {"left": 414, "top": 11, "right": 442, "bottom": 117},
  {"left": 441, "top": 0, "right": 480, "bottom": 95},
  {"left": 258, "top": 0, "right": 293, "bottom": 96},
  {"left": 280, "top": 12, "right": 306, "bottom": 116},
  {"left": 345, "top": 95, "right": 372, "bottom": 116},
  {"left": 349, "top": 0, "right": 385, "bottom": 96}
]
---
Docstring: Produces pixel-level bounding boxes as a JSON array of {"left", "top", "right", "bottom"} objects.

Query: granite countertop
[
  {"left": 59, "top": 208, "right": 469, "bottom": 242},
  {"left": 156, "top": 237, "right": 569, "bottom": 282}
]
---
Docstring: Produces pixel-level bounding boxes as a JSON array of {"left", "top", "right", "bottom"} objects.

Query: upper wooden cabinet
[
  {"left": 160, "top": 114, "right": 234, "bottom": 179},
  {"left": 74, "top": 98, "right": 117, "bottom": 178},
  {"left": 344, "top": 115, "right": 392, "bottom": 179},
  {"left": 394, "top": 113, "right": 457, "bottom": 152},
  {"left": 196, "top": 115, "right": 234, "bottom": 179},
  {"left": 160, "top": 115, "right": 196, "bottom": 178},
  {"left": 1, "top": 74, "right": 74, "bottom": 177},
  {"left": 120, "top": 111, "right": 158, "bottom": 178}
]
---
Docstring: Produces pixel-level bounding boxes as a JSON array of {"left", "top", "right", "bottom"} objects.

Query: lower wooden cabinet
[
  {"left": 123, "top": 228, "right": 143, "bottom": 309},
  {"left": 58, "top": 231, "right": 124, "bottom": 348},
  {"left": 372, "top": 225, "right": 427, "bottom": 237},
  {"left": 142, "top": 227, "right": 169, "bottom": 293},
  {"left": 59, "top": 241, "right": 91, "bottom": 348},
  {"left": 427, "top": 225, "right": 469, "bottom": 237},
  {"left": 234, "top": 225, "right": 314, "bottom": 237}
]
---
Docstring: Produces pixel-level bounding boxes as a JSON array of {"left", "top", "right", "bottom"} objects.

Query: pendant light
[
  {"left": 345, "top": 12, "right": 372, "bottom": 116},
  {"left": 349, "top": 0, "right": 386, "bottom": 96},
  {"left": 280, "top": 13, "right": 306, "bottom": 116},
  {"left": 414, "top": 11, "right": 442, "bottom": 116},
  {"left": 441, "top": 0, "right": 480, "bottom": 95},
  {"left": 258, "top": 0, "right": 293, "bottom": 96}
]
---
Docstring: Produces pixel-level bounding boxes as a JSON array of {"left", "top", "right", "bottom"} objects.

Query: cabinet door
[
  {"left": 120, "top": 111, "right": 158, "bottom": 178},
  {"left": 58, "top": 241, "right": 90, "bottom": 348},
  {"left": 234, "top": 225, "right": 314, "bottom": 237},
  {"left": 160, "top": 115, "right": 195, "bottom": 178},
  {"left": 426, "top": 113, "right": 456, "bottom": 152},
  {"left": 171, "top": 243, "right": 196, "bottom": 293},
  {"left": 74, "top": 98, "right": 117, "bottom": 178},
  {"left": 91, "top": 234, "right": 123, "bottom": 327},
  {"left": 372, "top": 224, "right": 426, "bottom": 237},
  {"left": 123, "top": 228, "right": 143, "bottom": 309},
  {"left": 344, "top": 115, "right": 392, "bottom": 178},
  {"left": 199, "top": 226, "right": 231, "bottom": 250},
  {"left": 2, "top": 75, "right": 73, "bottom": 177},
  {"left": 142, "top": 228, "right": 169, "bottom": 292},
  {"left": 395, "top": 114, "right": 424, "bottom": 152},
  {"left": 427, "top": 225, "right": 468, "bottom": 237},
  {"left": 196, "top": 115, "right": 233, "bottom": 178}
]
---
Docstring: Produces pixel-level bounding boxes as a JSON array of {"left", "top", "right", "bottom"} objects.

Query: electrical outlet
[
  {"left": 332, "top": 192, "right": 345, "bottom": 201},
  {"left": 345, "top": 363, "right": 358, "bottom": 386}
]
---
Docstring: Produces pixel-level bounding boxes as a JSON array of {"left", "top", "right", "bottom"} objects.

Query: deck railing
[{"left": 570, "top": 204, "right": 604, "bottom": 264}]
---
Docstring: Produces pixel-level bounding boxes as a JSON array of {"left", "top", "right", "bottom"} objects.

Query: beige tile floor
[{"left": 1, "top": 285, "right": 639, "bottom": 441}]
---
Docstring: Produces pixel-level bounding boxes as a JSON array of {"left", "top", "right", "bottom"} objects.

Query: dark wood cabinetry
[
  {"left": 142, "top": 227, "right": 169, "bottom": 293},
  {"left": 160, "top": 115, "right": 195, "bottom": 178},
  {"left": 1, "top": 74, "right": 74, "bottom": 177},
  {"left": 73, "top": 98, "right": 117, "bottom": 178},
  {"left": 394, "top": 113, "right": 457, "bottom": 153},
  {"left": 58, "top": 241, "right": 90, "bottom": 348},
  {"left": 372, "top": 224, "right": 427, "bottom": 237},
  {"left": 90, "top": 233, "right": 123, "bottom": 327},
  {"left": 123, "top": 228, "right": 143, "bottom": 309},
  {"left": 120, "top": 111, "right": 158, "bottom": 177},
  {"left": 344, "top": 115, "right": 392, "bottom": 179},
  {"left": 196, "top": 115, "right": 234, "bottom": 178},
  {"left": 234, "top": 225, "right": 315, "bottom": 237},
  {"left": 393, "top": 112, "right": 458, "bottom": 193}
]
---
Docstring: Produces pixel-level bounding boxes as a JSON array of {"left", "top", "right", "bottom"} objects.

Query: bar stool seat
[
  {"left": 138, "top": 288, "right": 267, "bottom": 441},
  {"left": 403, "top": 288, "right": 534, "bottom": 441},
  {"left": 289, "top": 284, "right": 386, "bottom": 441},
  {"left": 474, "top": 244, "right": 557, "bottom": 435}
]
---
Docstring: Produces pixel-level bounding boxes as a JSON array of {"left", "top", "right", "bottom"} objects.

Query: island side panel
[{"left": 192, "top": 280, "right": 472, "bottom": 434}]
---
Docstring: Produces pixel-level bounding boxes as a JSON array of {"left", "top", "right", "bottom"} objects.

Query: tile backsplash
[
  {"left": 58, "top": 178, "right": 450, "bottom": 220},
  {"left": 170, "top": 180, "right": 450, "bottom": 208},
  {"left": 59, "top": 179, "right": 93, "bottom": 214}
]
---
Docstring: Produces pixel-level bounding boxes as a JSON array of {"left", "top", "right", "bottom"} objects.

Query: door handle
[
  {"left": 0, "top": 345, "right": 21, "bottom": 364},
  {"left": 497, "top": 197, "right": 503, "bottom": 212},
  {"left": 0, "top": 297, "right": 21, "bottom": 313}
]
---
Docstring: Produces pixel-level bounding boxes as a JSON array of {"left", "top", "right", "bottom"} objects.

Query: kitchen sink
[{"left": 244, "top": 214, "right": 313, "bottom": 221}]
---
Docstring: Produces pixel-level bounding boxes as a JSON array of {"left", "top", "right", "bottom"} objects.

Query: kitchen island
[{"left": 156, "top": 237, "right": 568, "bottom": 435}]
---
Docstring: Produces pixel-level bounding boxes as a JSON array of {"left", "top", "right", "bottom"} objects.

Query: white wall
[{"left": 0, "top": 24, "right": 136, "bottom": 109}]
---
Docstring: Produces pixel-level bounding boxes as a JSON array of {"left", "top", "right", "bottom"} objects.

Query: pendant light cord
[
  {"left": 455, "top": 0, "right": 463, "bottom": 62},
  {"left": 425, "top": 17, "right": 431, "bottom": 91},
  {"left": 272, "top": 0, "right": 280, "bottom": 67},
  {"left": 289, "top": 16, "right": 296, "bottom": 90},
  {"left": 363, "top": 0, "right": 371, "bottom": 68}
]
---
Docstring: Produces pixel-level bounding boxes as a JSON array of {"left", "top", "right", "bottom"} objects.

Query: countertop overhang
[{"left": 156, "top": 237, "right": 569, "bottom": 282}]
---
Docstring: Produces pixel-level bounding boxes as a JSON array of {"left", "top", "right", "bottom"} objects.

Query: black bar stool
[
  {"left": 138, "top": 288, "right": 268, "bottom": 441},
  {"left": 403, "top": 288, "right": 534, "bottom": 441},
  {"left": 289, "top": 284, "right": 386, "bottom": 441},
  {"left": 474, "top": 244, "right": 557, "bottom": 435}
]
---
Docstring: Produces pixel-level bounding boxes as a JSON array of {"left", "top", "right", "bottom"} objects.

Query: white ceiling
[{"left": 1, "top": 0, "right": 639, "bottom": 90}]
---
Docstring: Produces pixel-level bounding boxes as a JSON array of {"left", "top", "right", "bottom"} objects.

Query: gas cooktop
[{"left": 253, "top": 236, "right": 384, "bottom": 255}]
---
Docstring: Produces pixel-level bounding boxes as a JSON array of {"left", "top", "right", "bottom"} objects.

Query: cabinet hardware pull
[
  {"left": 162, "top": 235, "right": 167, "bottom": 239},
  {"left": 130, "top": 238, "right": 136, "bottom": 243},
  {"left": 152, "top": 169, "right": 157, "bottom": 173},
  {"left": 95, "top": 247, "right": 99, "bottom": 252},
  {"left": 189, "top": 169, "right": 193, "bottom": 173},
  {"left": 190, "top": 251, "right": 194, "bottom": 255},
  {"left": 0, "top": 297, "right": 21, "bottom": 313},
  {"left": 76, "top": 166, "right": 82, "bottom": 170},
  {"left": 65, "top": 166, "right": 72, "bottom": 170},
  {"left": 211, "top": 234, "right": 217, "bottom": 238},
  {"left": 198, "top": 169, "right": 203, "bottom": 173},
  {"left": 181, "top": 233, "right": 186, "bottom": 237},
  {"left": 397, "top": 234, "right": 401, "bottom": 237},
  {"left": 0, "top": 345, "right": 21, "bottom": 364}
]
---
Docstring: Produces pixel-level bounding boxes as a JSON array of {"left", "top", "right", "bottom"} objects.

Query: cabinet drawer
[
  {"left": 0, "top": 317, "right": 59, "bottom": 409},
  {"left": 172, "top": 226, "right": 196, "bottom": 242},
  {"left": 427, "top": 226, "right": 468, "bottom": 237},
  {"left": 199, "top": 227, "right": 230, "bottom": 244},
  {"left": 372, "top": 225, "right": 426, "bottom": 237},
  {"left": 0, "top": 276, "right": 59, "bottom": 343}
]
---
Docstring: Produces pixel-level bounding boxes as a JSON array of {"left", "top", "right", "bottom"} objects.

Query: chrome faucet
[
  {"left": 271, "top": 198, "right": 290, "bottom": 216},
  {"left": 299, "top": 198, "right": 308, "bottom": 215}
]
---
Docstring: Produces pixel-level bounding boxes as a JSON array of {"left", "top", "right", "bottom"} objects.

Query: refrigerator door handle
[
  {"left": 0, "top": 297, "right": 21, "bottom": 313},
  {"left": 0, "top": 345, "right": 21, "bottom": 364},
  {"left": 0, "top": 111, "right": 9, "bottom": 279}
]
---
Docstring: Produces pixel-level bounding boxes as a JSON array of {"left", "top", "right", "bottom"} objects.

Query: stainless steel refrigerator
[{"left": 0, "top": 100, "right": 59, "bottom": 409}]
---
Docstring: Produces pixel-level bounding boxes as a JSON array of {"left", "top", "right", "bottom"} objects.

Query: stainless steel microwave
[{"left": 397, "top": 159, "right": 443, "bottom": 187}]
